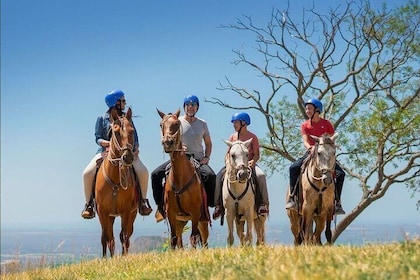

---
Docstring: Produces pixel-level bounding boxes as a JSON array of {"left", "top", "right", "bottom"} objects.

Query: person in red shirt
[
  {"left": 213, "top": 112, "right": 269, "bottom": 220},
  {"left": 286, "top": 98, "right": 346, "bottom": 214}
]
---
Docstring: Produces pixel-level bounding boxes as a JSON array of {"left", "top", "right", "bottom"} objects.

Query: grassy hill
[{"left": 1, "top": 240, "right": 419, "bottom": 280}]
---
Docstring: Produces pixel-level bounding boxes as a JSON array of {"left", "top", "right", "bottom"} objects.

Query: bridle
[
  {"left": 308, "top": 142, "right": 336, "bottom": 182},
  {"left": 226, "top": 142, "right": 252, "bottom": 183},
  {"left": 103, "top": 116, "right": 135, "bottom": 190},
  {"left": 160, "top": 114, "right": 183, "bottom": 154}
]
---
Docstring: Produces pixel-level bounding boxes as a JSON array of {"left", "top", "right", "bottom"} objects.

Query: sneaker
[
  {"left": 139, "top": 199, "right": 153, "bottom": 216},
  {"left": 335, "top": 201, "right": 346, "bottom": 215},
  {"left": 81, "top": 203, "right": 95, "bottom": 219},
  {"left": 155, "top": 209, "right": 164, "bottom": 223},
  {"left": 285, "top": 196, "right": 296, "bottom": 209},
  {"left": 212, "top": 205, "right": 222, "bottom": 220},
  {"left": 258, "top": 205, "right": 269, "bottom": 215}
]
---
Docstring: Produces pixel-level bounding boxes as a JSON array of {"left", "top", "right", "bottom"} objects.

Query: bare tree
[{"left": 209, "top": 0, "right": 420, "bottom": 243}]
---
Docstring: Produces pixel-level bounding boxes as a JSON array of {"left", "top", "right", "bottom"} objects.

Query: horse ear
[
  {"left": 126, "top": 107, "right": 132, "bottom": 120},
  {"left": 223, "top": 139, "right": 233, "bottom": 147},
  {"left": 310, "top": 135, "right": 320, "bottom": 143},
  {"left": 243, "top": 138, "right": 253, "bottom": 148},
  {"left": 110, "top": 108, "right": 119, "bottom": 122},
  {"left": 156, "top": 108, "right": 166, "bottom": 119},
  {"left": 331, "top": 132, "right": 338, "bottom": 142},
  {"left": 175, "top": 108, "right": 181, "bottom": 117}
]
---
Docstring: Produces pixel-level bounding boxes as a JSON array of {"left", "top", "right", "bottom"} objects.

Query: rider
[
  {"left": 213, "top": 112, "right": 269, "bottom": 220},
  {"left": 81, "top": 89, "right": 153, "bottom": 219},
  {"left": 151, "top": 94, "right": 216, "bottom": 222},
  {"left": 285, "top": 98, "right": 346, "bottom": 214}
]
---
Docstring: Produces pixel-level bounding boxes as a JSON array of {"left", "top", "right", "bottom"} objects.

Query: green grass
[{"left": 2, "top": 241, "right": 419, "bottom": 280}]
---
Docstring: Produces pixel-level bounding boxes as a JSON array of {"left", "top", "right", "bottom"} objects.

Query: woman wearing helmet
[
  {"left": 213, "top": 112, "right": 270, "bottom": 220},
  {"left": 151, "top": 95, "right": 216, "bottom": 222},
  {"left": 286, "top": 98, "right": 346, "bottom": 214},
  {"left": 81, "top": 90, "right": 153, "bottom": 219}
]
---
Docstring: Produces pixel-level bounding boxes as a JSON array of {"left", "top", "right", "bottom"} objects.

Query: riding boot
[
  {"left": 81, "top": 197, "right": 95, "bottom": 219},
  {"left": 137, "top": 182, "right": 152, "bottom": 216},
  {"left": 285, "top": 184, "right": 297, "bottom": 209},
  {"left": 139, "top": 198, "right": 153, "bottom": 216}
]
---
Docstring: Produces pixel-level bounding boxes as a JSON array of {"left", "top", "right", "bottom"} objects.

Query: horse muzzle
[
  {"left": 321, "top": 171, "right": 333, "bottom": 185},
  {"left": 162, "top": 137, "right": 176, "bottom": 153},
  {"left": 236, "top": 166, "right": 249, "bottom": 183},
  {"left": 121, "top": 149, "right": 134, "bottom": 166}
]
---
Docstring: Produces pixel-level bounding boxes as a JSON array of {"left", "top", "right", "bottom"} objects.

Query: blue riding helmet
[
  {"left": 105, "top": 90, "right": 125, "bottom": 108},
  {"left": 305, "top": 98, "right": 323, "bottom": 113},
  {"left": 183, "top": 94, "right": 200, "bottom": 108},
  {"left": 231, "top": 112, "right": 251, "bottom": 125}
]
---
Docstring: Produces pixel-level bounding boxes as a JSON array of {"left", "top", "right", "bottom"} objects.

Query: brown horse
[
  {"left": 287, "top": 133, "right": 338, "bottom": 245},
  {"left": 157, "top": 108, "right": 209, "bottom": 249},
  {"left": 95, "top": 107, "right": 138, "bottom": 257}
]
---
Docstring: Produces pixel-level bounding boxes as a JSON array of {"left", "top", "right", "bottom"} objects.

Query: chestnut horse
[
  {"left": 287, "top": 133, "right": 338, "bottom": 245},
  {"left": 157, "top": 108, "right": 209, "bottom": 249},
  {"left": 95, "top": 107, "right": 138, "bottom": 257}
]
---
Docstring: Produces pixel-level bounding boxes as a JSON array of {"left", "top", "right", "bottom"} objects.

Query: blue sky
[{"left": 1, "top": 0, "right": 418, "bottom": 233}]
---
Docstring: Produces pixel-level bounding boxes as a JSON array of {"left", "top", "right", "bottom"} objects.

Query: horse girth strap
[
  {"left": 228, "top": 179, "right": 250, "bottom": 201},
  {"left": 170, "top": 172, "right": 197, "bottom": 196},
  {"left": 169, "top": 172, "right": 198, "bottom": 217},
  {"left": 102, "top": 164, "right": 121, "bottom": 191}
]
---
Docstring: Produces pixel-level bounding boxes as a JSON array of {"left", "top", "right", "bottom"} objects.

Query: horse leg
[
  {"left": 244, "top": 216, "right": 253, "bottom": 247},
  {"left": 120, "top": 211, "right": 136, "bottom": 255},
  {"left": 189, "top": 217, "right": 201, "bottom": 249},
  {"left": 198, "top": 221, "right": 209, "bottom": 248},
  {"left": 301, "top": 211, "right": 313, "bottom": 245},
  {"left": 235, "top": 219, "right": 245, "bottom": 246},
  {"left": 325, "top": 211, "right": 333, "bottom": 245},
  {"left": 254, "top": 216, "right": 266, "bottom": 246},
  {"left": 313, "top": 216, "right": 325, "bottom": 245},
  {"left": 167, "top": 215, "right": 178, "bottom": 250},
  {"left": 98, "top": 213, "right": 115, "bottom": 257},
  {"left": 176, "top": 220, "right": 187, "bottom": 249},
  {"left": 226, "top": 214, "right": 234, "bottom": 247}
]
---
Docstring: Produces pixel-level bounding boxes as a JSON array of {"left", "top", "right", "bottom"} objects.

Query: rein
[{"left": 103, "top": 116, "right": 135, "bottom": 191}]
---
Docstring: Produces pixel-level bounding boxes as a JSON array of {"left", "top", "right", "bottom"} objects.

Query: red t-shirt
[
  {"left": 229, "top": 131, "right": 259, "bottom": 161},
  {"left": 301, "top": 118, "right": 335, "bottom": 146}
]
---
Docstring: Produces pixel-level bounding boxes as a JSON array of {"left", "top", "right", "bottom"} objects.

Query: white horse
[{"left": 222, "top": 139, "right": 256, "bottom": 246}]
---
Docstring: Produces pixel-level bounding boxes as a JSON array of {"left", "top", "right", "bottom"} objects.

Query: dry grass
[{"left": 1, "top": 241, "right": 419, "bottom": 280}]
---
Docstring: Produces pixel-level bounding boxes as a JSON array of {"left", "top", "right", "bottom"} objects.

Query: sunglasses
[
  {"left": 119, "top": 99, "right": 126, "bottom": 103},
  {"left": 185, "top": 102, "right": 198, "bottom": 107}
]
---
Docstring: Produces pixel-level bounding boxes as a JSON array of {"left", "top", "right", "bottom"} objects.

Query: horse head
[
  {"left": 157, "top": 108, "right": 182, "bottom": 153},
  {"left": 109, "top": 107, "right": 135, "bottom": 166},
  {"left": 310, "top": 133, "right": 338, "bottom": 185},
  {"left": 224, "top": 139, "right": 253, "bottom": 183}
]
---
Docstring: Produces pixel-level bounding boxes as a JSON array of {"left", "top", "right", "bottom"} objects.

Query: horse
[
  {"left": 287, "top": 133, "right": 338, "bottom": 245},
  {"left": 222, "top": 139, "right": 266, "bottom": 246},
  {"left": 95, "top": 107, "right": 138, "bottom": 257},
  {"left": 157, "top": 108, "right": 209, "bottom": 249}
]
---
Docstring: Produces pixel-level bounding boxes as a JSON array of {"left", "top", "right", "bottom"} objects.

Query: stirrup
[
  {"left": 258, "top": 205, "right": 269, "bottom": 215},
  {"left": 212, "top": 205, "right": 222, "bottom": 220},
  {"left": 155, "top": 209, "right": 164, "bottom": 223},
  {"left": 285, "top": 196, "right": 296, "bottom": 209},
  {"left": 81, "top": 203, "right": 95, "bottom": 219},
  {"left": 139, "top": 199, "right": 153, "bottom": 216}
]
